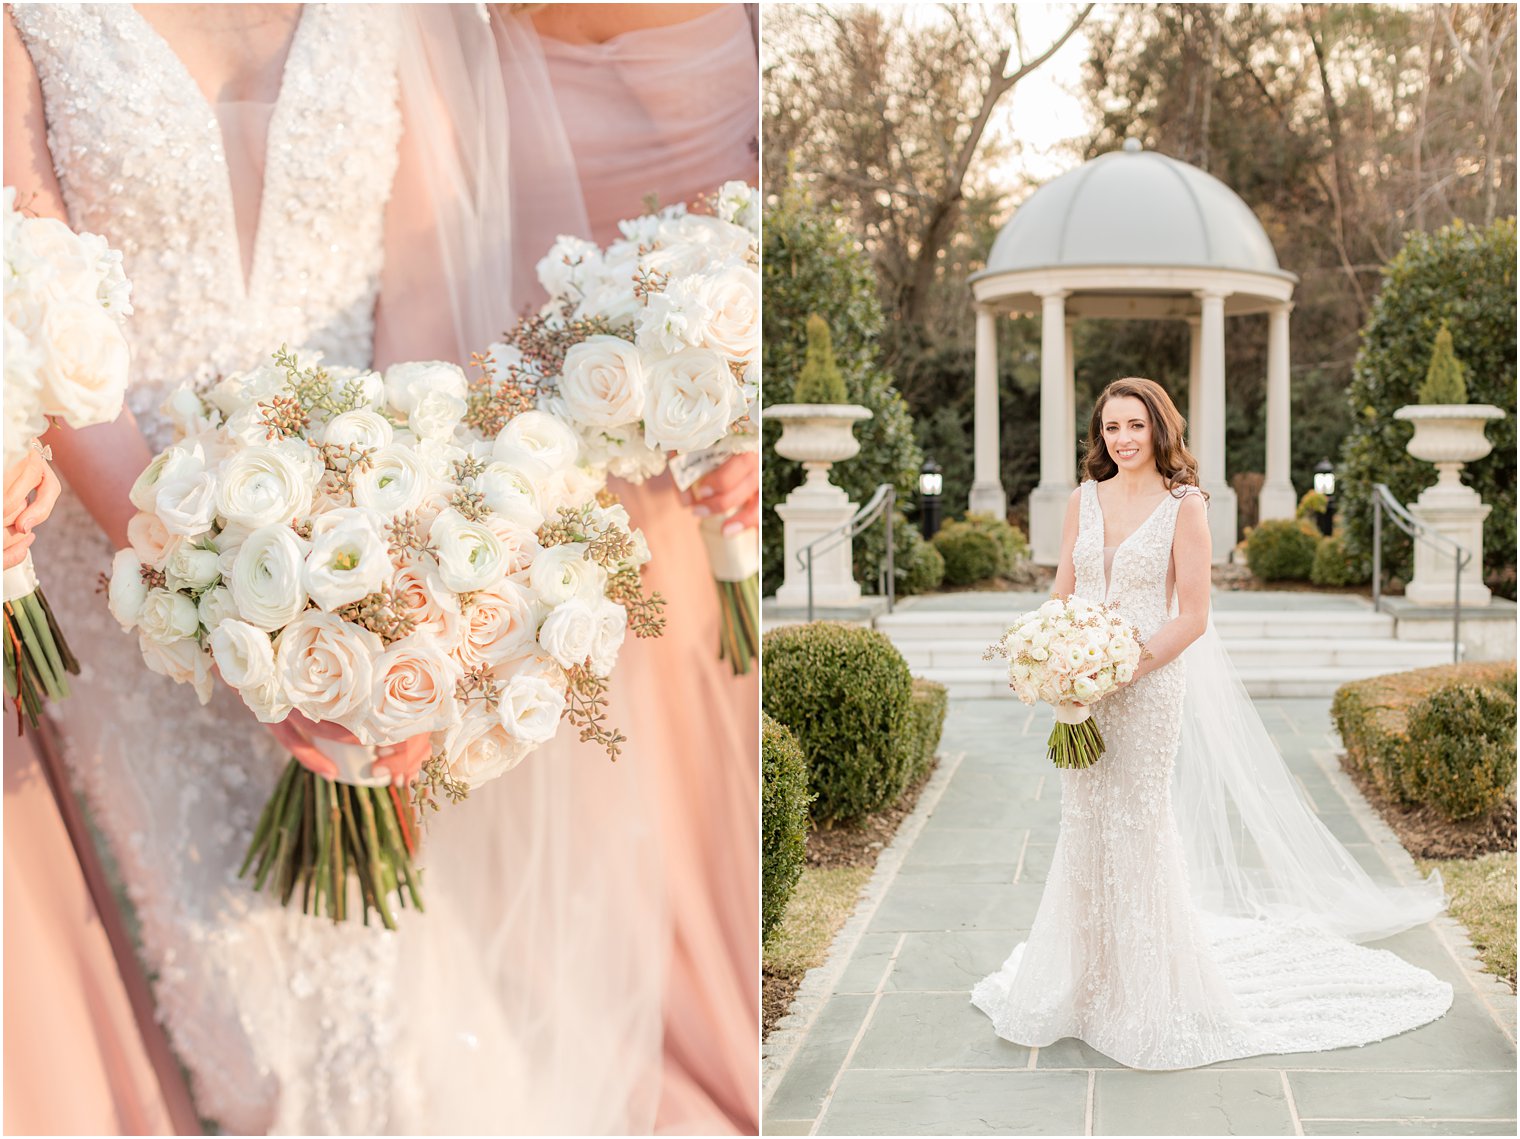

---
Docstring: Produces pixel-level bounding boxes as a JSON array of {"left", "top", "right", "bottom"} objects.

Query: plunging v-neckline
[
  {"left": 124, "top": 5, "right": 312, "bottom": 298},
  {"left": 1093, "top": 483, "right": 1172, "bottom": 599}
]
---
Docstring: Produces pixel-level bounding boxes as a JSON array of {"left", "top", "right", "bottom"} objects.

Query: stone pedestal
[
  {"left": 1405, "top": 481, "right": 1492, "bottom": 607},
  {"left": 1028, "top": 483, "right": 1072, "bottom": 565},
  {"left": 774, "top": 475, "right": 863, "bottom": 608}
]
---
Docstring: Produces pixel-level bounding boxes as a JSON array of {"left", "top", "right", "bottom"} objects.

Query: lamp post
[
  {"left": 919, "top": 458, "right": 944, "bottom": 540},
  {"left": 1313, "top": 459, "right": 1336, "bottom": 537}
]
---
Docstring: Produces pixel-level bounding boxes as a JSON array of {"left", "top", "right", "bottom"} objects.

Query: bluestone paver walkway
[{"left": 762, "top": 696, "right": 1517, "bottom": 1136}]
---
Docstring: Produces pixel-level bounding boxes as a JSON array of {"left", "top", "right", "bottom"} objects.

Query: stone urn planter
[
  {"left": 768, "top": 403, "right": 874, "bottom": 609},
  {"left": 1391, "top": 402, "right": 1504, "bottom": 607}
]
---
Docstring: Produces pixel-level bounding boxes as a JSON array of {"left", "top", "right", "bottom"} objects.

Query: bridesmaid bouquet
[
  {"left": 3, "top": 187, "right": 133, "bottom": 725},
  {"left": 985, "top": 597, "right": 1146, "bottom": 769},
  {"left": 485, "top": 180, "right": 760, "bottom": 673},
  {"left": 110, "top": 347, "right": 663, "bottom": 928}
]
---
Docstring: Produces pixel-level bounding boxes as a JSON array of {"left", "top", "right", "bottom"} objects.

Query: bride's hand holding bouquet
[{"left": 985, "top": 595, "right": 1148, "bottom": 769}]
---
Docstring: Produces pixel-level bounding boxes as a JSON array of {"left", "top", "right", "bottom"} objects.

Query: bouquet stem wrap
[
  {"left": 699, "top": 514, "right": 759, "bottom": 675},
  {"left": 1048, "top": 702, "right": 1104, "bottom": 769},
  {"left": 239, "top": 739, "right": 423, "bottom": 932},
  {"left": 3, "top": 552, "right": 78, "bottom": 729}
]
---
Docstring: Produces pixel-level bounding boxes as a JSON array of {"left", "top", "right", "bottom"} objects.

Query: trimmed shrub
[
  {"left": 933, "top": 521, "right": 1002, "bottom": 586},
  {"left": 1331, "top": 660, "right": 1518, "bottom": 812},
  {"left": 1296, "top": 489, "right": 1329, "bottom": 520},
  {"left": 1245, "top": 519, "right": 1318, "bottom": 582},
  {"left": 762, "top": 622, "right": 915, "bottom": 826},
  {"left": 1402, "top": 684, "right": 1517, "bottom": 821},
  {"left": 898, "top": 527, "right": 945, "bottom": 595},
  {"left": 762, "top": 714, "right": 811, "bottom": 943},
  {"left": 1418, "top": 321, "right": 1468, "bottom": 405},
  {"left": 793, "top": 314, "right": 849, "bottom": 404},
  {"left": 1310, "top": 533, "right": 1366, "bottom": 587},
  {"left": 963, "top": 513, "right": 1029, "bottom": 574},
  {"left": 905, "top": 678, "right": 949, "bottom": 781}
]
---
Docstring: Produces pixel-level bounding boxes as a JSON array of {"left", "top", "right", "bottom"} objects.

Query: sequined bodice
[
  {"left": 11, "top": 3, "right": 402, "bottom": 450},
  {"left": 1074, "top": 480, "right": 1191, "bottom": 639}
]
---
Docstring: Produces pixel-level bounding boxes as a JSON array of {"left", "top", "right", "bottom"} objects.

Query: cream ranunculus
[
  {"left": 588, "top": 597, "right": 628, "bottom": 677},
  {"left": 456, "top": 580, "right": 540, "bottom": 668},
  {"left": 273, "top": 609, "right": 381, "bottom": 736},
  {"left": 483, "top": 514, "right": 542, "bottom": 576},
  {"left": 107, "top": 548, "right": 147, "bottom": 631},
  {"left": 474, "top": 460, "right": 546, "bottom": 532},
  {"left": 216, "top": 443, "right": 318, "bottom": 530},
  {"left": 535, "top": 235, "right": 602, "bottom": 300},
  {"left": 139, "top": 633, "right": 214, "bottom": 705},
  {"left": 323, "top": 408, "right": 394, "bottom": 450},
  {"left": 536, "top": 597, "right": 598, "bottom": 670},
  {"left": 534, "top": 464, "right": 603, "bottom": 518},
  {"left": 528, "top": 543, "right": 607, "bottom": 607},
  {"left": 303, "top": 508, "right": 390, "bottom": 611},
  {"left": 382, "top": 360, "right": 468, "bottom": 418},
  {"left": 408, "top": 389, "right": 466, "bottom": 442},
  {"left": 352, "top": 444, "right": 433, "bottom": 517},
  {"left": 430, "top": 508, "right": 511, "bottom": 593},
  {"left": 197, "top": 585, "right": 239, "bottom": 632},
  {"left": 642, "top": 347, "right": 740, "bottom": 454},
  {"left": 494, "top": 410, "right": 579, "bottom": 472},
  {"left": 230, "top": 523, "right": 310, "bottom": 631},
  {"left": 496, "top": 670, "right": 565, "bottom": 744},
  {"left": 152, "top": 442, "right": 221, "bottom": 536},
  {"left": 208, "top": 618, "right": 290, "bottom": 723},
  {"left": 558, "top": 335, "right": 648, "bottom": 429},
  {"left": 208, "top": 362, "right": 286, "bottom": 417},
  {"left": 363, "top": 634, "right": 462, "bottom": 744},
  {"left": 442, "top": 711, "right": 532, "bottom": 788},
  {"left": 163, "top": 543, "right": 222, "bottom": 593},
  {"left": 699, "top": 264, "right": 760, "bottom": 362}
]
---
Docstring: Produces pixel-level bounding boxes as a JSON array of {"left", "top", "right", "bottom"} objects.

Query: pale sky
[{"left": 990, "top": 4, "right": 1101, "bottom": 195}]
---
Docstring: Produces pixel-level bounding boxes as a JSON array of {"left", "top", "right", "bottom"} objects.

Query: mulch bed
[
  {"left": 1338, "top": 758, "right": 1517, "bottom": 860},
  {"left": 762, "top": 764, "right": 938, "bottom": 1039}
]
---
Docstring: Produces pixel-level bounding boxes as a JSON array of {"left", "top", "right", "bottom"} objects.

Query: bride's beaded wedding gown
[
  {"left": 12, "top": 5, "right": 413, "bottom": 1132},
  {"left": 971, "top": 480, "right": 1453, "bottom": 1069}
]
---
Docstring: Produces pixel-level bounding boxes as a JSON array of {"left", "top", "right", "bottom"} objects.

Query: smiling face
[{"left": 1100, "top": 394, "right": 1154, "bottom": 474}]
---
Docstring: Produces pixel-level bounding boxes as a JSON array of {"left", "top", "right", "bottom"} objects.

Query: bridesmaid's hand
[
  {"left": 680, "top": 452, "right": 758, "bottom": 536},
  {"left": 3, "top": 448, "right": 62, "bottom": 569},
  {"left": 267, "top": 711, "right": 431, "bottom": 785}
]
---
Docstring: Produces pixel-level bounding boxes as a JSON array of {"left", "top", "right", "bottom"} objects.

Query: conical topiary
[
  {"left": 1418, "top": 321, "right": 1469, "bottom": 405},
  {"left": 792, "top": 314, "right": 849, "bottom": 404}
]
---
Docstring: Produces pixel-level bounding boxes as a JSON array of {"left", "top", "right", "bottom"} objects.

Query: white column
[
  {"left": 968, "top": 306, "right": 1006, "bottom": 518},
  {"left": 1064, "top": 320, "right": 1078, "bottom": 480},
  {"left": 1259, "top": 302, "right": 1296, "bottom": 521},
  {"left": 1186, "top": 316, "right": 1203, "bottom": 458},
  {"left": 1196, "top": 290, "right": 1237, "bottom": 562},
  {"left": 1029, "top": 290, "right": 1071, "bottom": 564}
]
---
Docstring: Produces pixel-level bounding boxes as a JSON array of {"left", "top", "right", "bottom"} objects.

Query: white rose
[
  {"left": 408, "top": 388, "right": 466, "bottom": 442},
  {"left": 442, "top": 711, "right": 532, "bottom": 788},
  {"left": 364, "top": 634, "right": 461, "bottom": 744},
  {"left": 352, "top": 444, "right": 433, "bottom": 517},
  {"left": 558, "top": 336, "right": 648, "bottom": 429},
  {"left": 391, "top": 559, "right": 462, "bottom": 643},
  {"left": 642, "top": 348, "right": 740, "bottom": 454},
  {"left": 139, "top": 633, "right": 214, "bottom": 705},
  {"left": 474, "top": 461, "right": 546, "bottom": 531},
  {"left": 216, "top": 444, "right": 317, "bottom": 530},
  {"left": 209, "top": 362, "right": 286, "bottom": 417},
  {"left": 323, "top": 409, "right": 394, "bottom": 450},
  {"left": 127, "top": 511, "right": 182, "bottom": 569},
  {"left": 528, "top": 543, "right": 607, "bottom": 606},
  {"left": 197, "top": 585, "right": 238, "bottom": 632},
  {"left": 535, "top": 464, "right": 602, "bottom": 517},
  {"left": 151, "top": 442, "right": 220, "bottom": 536},
  {"left": 208, "top": 618, "right": 290, "bottom": 723},
  {"left": 588, "top": 597, "right": 627, "bottom": 677},
  {"left": 107, "top": 548, "right": 147, "bottom": 631},
  {"left": 483, "top": 514, "right": 541, "bottom": 576},
  {"left": 303, "top": 508, "right": 391, "bottom": 610},
  {"left": 494, "top": 410, "right": 579, "bottom": 472},
  {"left": 164, "top": 543, "right": 222, "bottom": 593},
  {"left": 536, "top": 598, "right": 598, "bottom": 670},
  {"left": 496, "top": 671, "right": 565, "bottom": 744},
  {"left": 21, "top": 216, "right": 101, "bottom": 303},
  {"left": 382, "top": 360, "right": 468, "bottom": 418},
  {"left": 230, "top": 523, "right": 310, "bottom": 631},
  {"left": 430, "top": 508, "right": 511, "bottom": 593},
  {"left": 162, "top": 386, "right": 220, "bottom": 436},
  {"left": 699, "top": 264, "right": 760, "bottom": 361},
  {"left": 273, "top": 609, "right": 381, "bottom": 735}
]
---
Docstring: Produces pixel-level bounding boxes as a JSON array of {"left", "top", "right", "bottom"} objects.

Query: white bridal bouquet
[
  {"left": 110, "top": 347, "right": 664, "bottom": 927},
  {"left": 3, "top": 187, "right": 133, "bottom": 725},
  {"left": 984, "top": 596, "right": 1147, "bottom": 769},
  {"left": 480, "top": 180, "right": 760, "bottom": 672}
]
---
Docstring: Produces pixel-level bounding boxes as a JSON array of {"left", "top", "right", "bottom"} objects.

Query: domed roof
[{"left": 982, "top": 141, "right": 1284, "bottom": 277}]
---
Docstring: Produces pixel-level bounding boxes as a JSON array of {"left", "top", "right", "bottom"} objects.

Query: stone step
[
  {"left": 876, "top": 608, "right": 1396, "bottom": 641},
  {"left": 911, "top": 661, "right": 1434, "bottom": 700},
  {"left": 894, "top": 636, "right": 1453, "bottom": 673}
]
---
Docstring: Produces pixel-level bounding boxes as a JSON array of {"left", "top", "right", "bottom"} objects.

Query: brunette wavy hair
[{"left": 1082, "top": 376, "right": 1203, "bottom": 496}]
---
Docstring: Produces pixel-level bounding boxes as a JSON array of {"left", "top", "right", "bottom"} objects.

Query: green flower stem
[
  {"left": 716, "top": 574, "right": 759, "bottom": 676},
  {"left": 1047, "top": 719, "right": 1106, "bottom": 770}
]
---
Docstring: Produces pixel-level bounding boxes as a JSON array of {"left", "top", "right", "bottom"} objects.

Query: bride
[{"left": 971, "top": 376, "right": 1453, "bottom": 1069}]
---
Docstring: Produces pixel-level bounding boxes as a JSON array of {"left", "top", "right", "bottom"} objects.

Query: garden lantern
[
  {"left": 1313, "top": 459, "right": 1336, "bottom": 536},
  {"left": 919, "top": 458, "right": 944, "bottom": 540}
]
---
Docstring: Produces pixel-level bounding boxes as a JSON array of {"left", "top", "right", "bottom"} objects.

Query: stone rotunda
[{"left": 968, "top": 139, "right": 1300, "bottom": 564}]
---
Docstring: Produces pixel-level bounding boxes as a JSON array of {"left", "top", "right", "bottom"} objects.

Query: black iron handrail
[
  {"left": 796, "top": 483, "right": 895, "bottom": 622},
  {"left": 1371, "top": 482, "right": 1467, "bottom": 663}
]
